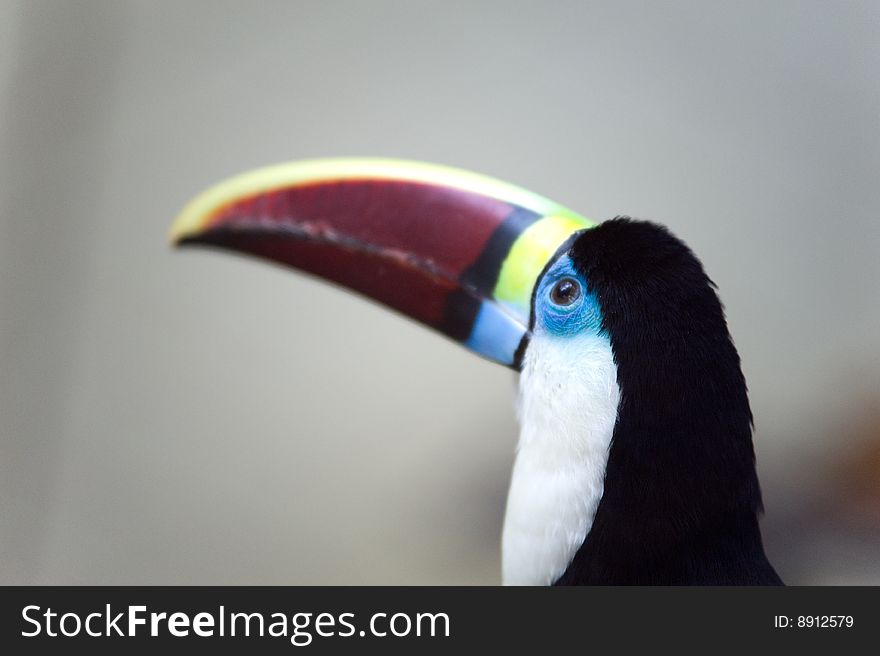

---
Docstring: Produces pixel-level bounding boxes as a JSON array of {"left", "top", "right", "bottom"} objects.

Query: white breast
[{"left": 501, "top": 332, "right": 620, "bottom": 585}]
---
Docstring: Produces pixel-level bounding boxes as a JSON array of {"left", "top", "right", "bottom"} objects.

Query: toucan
[{"left": 171, "top": 159, "right": 782, "bottom": 586}]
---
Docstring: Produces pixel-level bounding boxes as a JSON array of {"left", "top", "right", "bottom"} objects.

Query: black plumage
[{"left": 554, "top": 218, "right": 782, "bottom": 585}]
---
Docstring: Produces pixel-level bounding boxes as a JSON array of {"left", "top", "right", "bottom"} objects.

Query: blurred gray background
[{"left": 2, "top": 0, "right": 879, "bottom": 585}]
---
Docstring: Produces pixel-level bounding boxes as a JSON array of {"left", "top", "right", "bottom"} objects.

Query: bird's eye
[{"left": 549, "top": 277, "right": 581, "bottom": 306}]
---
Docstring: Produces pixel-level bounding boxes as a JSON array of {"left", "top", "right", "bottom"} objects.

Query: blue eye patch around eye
[{"left": 535, "top": 256, "right": 604, "bottom": 338}]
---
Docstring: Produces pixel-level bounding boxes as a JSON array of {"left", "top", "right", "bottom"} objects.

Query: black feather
[{"left": 554, "top": 218, "right": 782, "bottom": 585}]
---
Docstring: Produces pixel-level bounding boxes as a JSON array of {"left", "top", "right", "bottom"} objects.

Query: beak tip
[
  {"left": 167, "top": 228, "right": 189, "bottom": 248},
  {"left": 168, "top": 207, "right": 208, "bottom": 248}
]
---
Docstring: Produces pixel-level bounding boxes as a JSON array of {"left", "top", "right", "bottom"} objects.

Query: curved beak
[{"left": 170, "top": 159, "right": 592, "bottom": 369}]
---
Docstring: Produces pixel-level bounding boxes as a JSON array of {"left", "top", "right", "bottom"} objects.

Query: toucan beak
[{"left": 170, "top": 159, "right": 592, "bottom": 369}]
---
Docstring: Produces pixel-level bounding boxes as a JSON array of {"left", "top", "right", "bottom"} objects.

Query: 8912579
[{"left": 774, "top": 616, "right": 854, "bottom": 629}]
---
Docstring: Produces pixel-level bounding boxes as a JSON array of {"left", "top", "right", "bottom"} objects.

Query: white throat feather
[{"left": 502, "top": 332, "right": 620, "bottom": 585}]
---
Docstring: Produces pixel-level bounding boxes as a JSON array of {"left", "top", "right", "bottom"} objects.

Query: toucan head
[
  {"left": 169, "top": 159, "right": 753, "bottom": 467},
  {"left": 169, "top": 159, "right": 756, "bottom": 481}
]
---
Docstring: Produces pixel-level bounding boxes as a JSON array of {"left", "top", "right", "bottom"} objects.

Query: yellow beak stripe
[{"left": 493, "top": 214, "right": 593, "bottom": 317}]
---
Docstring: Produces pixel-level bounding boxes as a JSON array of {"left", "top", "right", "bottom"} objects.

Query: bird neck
[
  {"left": 554, "top": 329, "right": 779, "bottom": 585},
  {"left": 502, "top": 331, "right": 620, "bottom": 585}
]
